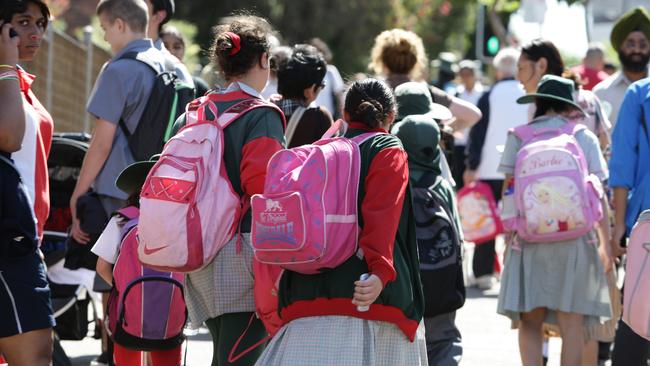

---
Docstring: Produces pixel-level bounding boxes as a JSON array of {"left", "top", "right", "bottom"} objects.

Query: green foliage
[{"left": 175, "top": 0, "right": 475, "bottom": 77}]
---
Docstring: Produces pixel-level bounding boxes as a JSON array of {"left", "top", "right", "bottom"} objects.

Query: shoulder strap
[
  {"left": 217, "top": 98, "right": 287, "bottom": 130},
  {"left": 284, "top": 106, "right": 306, "bottom": 146},
  {"left": 118, "top": 51, "right": 163, "bottom": 76},
  {"left": 350, "top": 131, "right": 385, "bottom": 145}
]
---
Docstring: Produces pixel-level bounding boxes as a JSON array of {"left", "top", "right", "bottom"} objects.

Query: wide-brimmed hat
[
  {"left": 115, "top": 155, "right": 160, "bottom": 196},
  {"left": 610, "top": 7, "right": 650, "bottom": 51},
  {"left": 395, "top": 81, "right": 452, "bottom": 121},
  {"left": 516, "top": 75, "right": 586, "bottom": 116}
]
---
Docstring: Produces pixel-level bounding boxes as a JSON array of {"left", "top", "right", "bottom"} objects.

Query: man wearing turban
[{"left": 593, "top": 6, "right": 650, "bottom": 125}]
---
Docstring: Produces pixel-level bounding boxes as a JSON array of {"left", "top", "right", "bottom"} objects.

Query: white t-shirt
[
  {"left": 91, "top": 216, "right": 123, "bottom": 264},
  {"left": 11, "top": 99, "right": 39, "bottom": 205},
  {"left": 313, "top": 65, "right": 345, "bottom": 116}
]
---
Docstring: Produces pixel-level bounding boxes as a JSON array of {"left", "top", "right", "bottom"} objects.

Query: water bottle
[{"left": 357, "top": 273, "right": 371, "bottom": 312}]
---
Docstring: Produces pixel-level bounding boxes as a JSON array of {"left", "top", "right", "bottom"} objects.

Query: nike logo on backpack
[{"left": 143, "top": 244, "right": 167, "bottom": 255}]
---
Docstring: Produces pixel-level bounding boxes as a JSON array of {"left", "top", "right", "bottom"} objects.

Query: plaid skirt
[
  {"left": 184, "top": 234, "right": 255, "bottom": 328},
  {"left": 255, "top": 316, "right": 428, "bottom": 366}
]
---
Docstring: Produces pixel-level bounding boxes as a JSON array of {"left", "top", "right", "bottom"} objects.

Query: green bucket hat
[
  {"left": 115, "top": 154, "right": 161, "bottom": 196},
  {"left": 516, "top": 74, "right": 586, "bottom": 116},
  {"left": 610, "top": 7, "right": 650, "bottom": 51},
  {"left": 395, "top": 81, "right": 452, "bottom": 122}
]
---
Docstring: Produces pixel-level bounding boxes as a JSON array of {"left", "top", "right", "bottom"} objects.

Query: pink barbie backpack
[
  {"left": 138, "top": 92, "right": 285, "bottom": 272},
  {"left": 505, "top": 121, "right": 603, "bottom": 243},
  {"left": 251, "top": 120, "right": 382, "bottom": 274},
  {"left": 106, "top": 207, "right": 187, "bottom": 351},
  {"left": 623, "top": 210, "right": 650, "bottom": 340},
  {"left": 457, "top": 181, "right": 503, "bottom": 244}
]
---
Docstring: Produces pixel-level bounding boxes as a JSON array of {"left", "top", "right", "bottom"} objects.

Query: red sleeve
[
  {"left": 359, "top": 147, "right": 409, "bottom": 286},
  {"left": 240, "top": 136, "right": 283, "bottom": 197}
]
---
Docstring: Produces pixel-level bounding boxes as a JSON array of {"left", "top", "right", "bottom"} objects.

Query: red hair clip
[{"left": 225, "top": 31, "right": 241, "bottom": 56}]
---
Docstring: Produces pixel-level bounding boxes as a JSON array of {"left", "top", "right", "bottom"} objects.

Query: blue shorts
[{"left": 0, "top": 250, "right": 55, "bottom": 338}]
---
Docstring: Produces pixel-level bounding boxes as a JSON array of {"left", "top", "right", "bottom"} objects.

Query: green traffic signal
[{"left": 487, "top": 35, "right": 500, "bottom": 56}]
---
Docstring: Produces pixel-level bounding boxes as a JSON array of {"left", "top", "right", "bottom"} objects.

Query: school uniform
[
  {"left": 179, "top": 81, "right": 286, "bottom": 365},
  {"left": 0, "top": 66, "right": 55, "bottom": 339},
  {"left": 496, "top": 115, "right": 612, "bottom": 328},
  {"left": 256, "top": 123, "right": 427, "bottom": 366}
]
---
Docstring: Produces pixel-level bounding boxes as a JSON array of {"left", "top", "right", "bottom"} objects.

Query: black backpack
[
  {"left": 412, "top": 174, "right": 465, "bottom": 317},
  {"left": 0, "top": 153, "right": 39, "bottom": 257},
  {"left": 118, "top": 52, "right": 195, "bottom": 162}
]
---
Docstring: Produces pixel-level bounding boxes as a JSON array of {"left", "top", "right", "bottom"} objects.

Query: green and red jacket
[{"left": 277, "top": 122, "right": 425, "bottom": 341}]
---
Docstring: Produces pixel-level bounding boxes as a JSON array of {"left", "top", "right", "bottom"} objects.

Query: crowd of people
[{"left": 0, "top": 0, "right": 649, "bottom": 365}]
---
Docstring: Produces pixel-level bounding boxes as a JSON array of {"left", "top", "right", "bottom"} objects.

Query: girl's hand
[
  {"left": 598, "top": 243, "right": 614, "bottom": 274},
  {"left": 70, "top": 193, "right": 90, "bottom": 244},
  {"left": 0, "top": 22, "right": 19, "bottom": 66},
  {"left": 352, "top": 274, "right": 383, "bottom": 308},
  {"left": 610, "top": 223, "right": 627, "bottom": 258}
]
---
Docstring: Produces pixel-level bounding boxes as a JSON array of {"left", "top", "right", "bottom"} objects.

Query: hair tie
[{"left": 225, "top": 31, "right": 241, "bottom": 56}]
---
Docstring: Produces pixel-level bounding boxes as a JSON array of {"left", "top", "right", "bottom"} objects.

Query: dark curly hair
[
  {"left": 344, "top": 78, "right": 396, "bottom": 129},
  {"left": 210, "top": 15, "right": 274, "bottom": 81},
  {"left": 277, "top": 44, "right": 327, "bottom": 102}
]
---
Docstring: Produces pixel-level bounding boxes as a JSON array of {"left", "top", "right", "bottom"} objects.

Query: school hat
[
  {"left": 610, "top": 7, "right": 650, "bottom": 51},
  {"left": 115, "top": 155, "right": 160, "bottom": 196},
  {"left": 516, "top": 74, "right": 586, "bottom": 116},
  {"left": 395, "top": 81, "right": 452, "bottom": 122}
]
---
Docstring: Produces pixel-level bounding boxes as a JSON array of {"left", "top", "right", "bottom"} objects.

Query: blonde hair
[
  {"left": 532, "top": 182, "right": 573, "bottom": 209},
  {"left": 369, "top": 29, "right": 428, "bottom": 80}
]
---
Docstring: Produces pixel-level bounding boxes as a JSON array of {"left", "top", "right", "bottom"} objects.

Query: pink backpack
[
  {"left": 457, "top": 182, "right": 503, "bottom": 244},
  {"left": 251, "top": 121, "right": 382, "bottom": 274},
  {"left": 106, "top": 207, "right": 187, "bottom": 351},
  {"left": 138, "top": 92, "right": 285, "bottom": 272},
  {"left": 623, "top": 210, "right": 650, "bottom": 340},
  {"left": 505, "top": 121, "right": 603, "bottom": 243}
]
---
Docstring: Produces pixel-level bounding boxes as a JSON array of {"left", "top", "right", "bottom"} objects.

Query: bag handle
[
  {"left": 227, "top": 313, "right": 271, "bottom": 364},
  {"left": 285, "top": 106, "right": 306, "bottom": 146}
]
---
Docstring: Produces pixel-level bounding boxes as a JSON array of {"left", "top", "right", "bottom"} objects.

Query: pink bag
[
  {"left": 457, "top": 182, "right": 503, "bottom": 244},
  {"left": 506, "top": 121, "right": 603, "bottom": 243},
  {"left": 623, "top": 210, "right": 650, "bottom": 340},
  {"left": 251, "top": 120, "right": 382, "bottom": 274},
  {"left": 106, "top": 207, "right": 186, "bottom": 351},
  {"left": 138, "top": 93, "right": 284, "bottom": 272}
]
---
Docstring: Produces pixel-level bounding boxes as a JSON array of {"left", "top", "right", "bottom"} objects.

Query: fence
[{"left": 21, "top": 26, "right": 111, "bottom": 133}]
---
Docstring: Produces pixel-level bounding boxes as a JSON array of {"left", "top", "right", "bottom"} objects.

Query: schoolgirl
[
  {"left": 178, "top": 15, "right": 286, "bottom": 366},
  {"left": 497, "top": 75, "right": 612, "bottom": 366},
  {"left": 255, "top": 78, "right": 428, "bottom": 366}
]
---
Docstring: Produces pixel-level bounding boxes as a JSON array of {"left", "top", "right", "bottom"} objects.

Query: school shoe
[{"left": 476, "top": 275, "right": 497, "bottom": 290}]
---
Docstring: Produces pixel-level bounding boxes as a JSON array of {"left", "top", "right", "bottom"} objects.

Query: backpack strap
[
  {"left": 350, "top": 131, "right": 385, "bottom": 145},
  {"left": 185, "top": 94, "right": 287, "bottom": 131},
  {"left": 0, "top": 154, "right": 18, "bottom": 172},
  {"left": 118, "top": 51, "right": 165, "bottom": 76},
  {"left": 285, "top": 106, "right": 306, "bottom": 146}
]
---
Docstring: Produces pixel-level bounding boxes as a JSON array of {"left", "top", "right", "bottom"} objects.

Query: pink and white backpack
[
  {"left": 623, "top": 210, "right": 650, "bottom": 340},
  {"left": 138, "top": 92, "right": 284, "bottom": 272},
  {"left": 106, "top": 207, "right": 187, "bottom": 351},
  {"left": 457, "top": 181, "right": 503, "bottom": 245},
  {"left": 251, "top": 120, "right": 382, "bottom": 274},
  {"left": 505, "top": 121, "right": 603, "bottom": 243}
]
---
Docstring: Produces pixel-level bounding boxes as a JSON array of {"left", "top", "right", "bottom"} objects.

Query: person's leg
[
  {"left": 424, "top": 312, "right": 463, "bottom": 366},
  {"left": 611, "top": 319, "right": 650, "bottom": 366},
  {"left": 519, "top": 308, "right": 547, "bottom": 366},
  {"left": 113, "top": 343, "right": 142, "bottom": 366},
  {"left": 582, "top": 340, "right": 598, "bottom": 366},
  {"left": 205, "top": 317, "right": 222, "bottom": 366},
  {"left": 215, "top": 312, "right": 268, "bottom": 366},
  {"left": 0, "top": 328, "right": 53, "bottom": 366},
  {"left": 452, "top": 145, "right": 467, "bottom": 190},
  {"left": 556, "top": 311, "right": 584, "bottom": 366},
  {"left": 150, "top": 345, "right": 182, "bottom": 366}
]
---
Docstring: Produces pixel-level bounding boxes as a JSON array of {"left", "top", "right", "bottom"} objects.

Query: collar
[
  {"left": 225, "top": 81, "right": 263, "bottom": 99},
  {"left": 16, "top": 65, "right": 35, "bottom": 94},
  {"left": 112, "top": 39, "right": 155, "bottom": 61},
  {"left": 153, "top": 38, "right": 165, "bottom": 51},
  {"left": 278, "top": 98, "right": 305, "bottom": 116},
  {"left": 612, "top": 71, "right": 632, "bottom": 87},
  {"left": 348, "top": 121, "right": 388, "bottom": 133}
]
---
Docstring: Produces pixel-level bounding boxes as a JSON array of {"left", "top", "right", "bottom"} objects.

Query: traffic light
[{"left": 476, "top": 4, "right": 501, "bottom": 60}]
